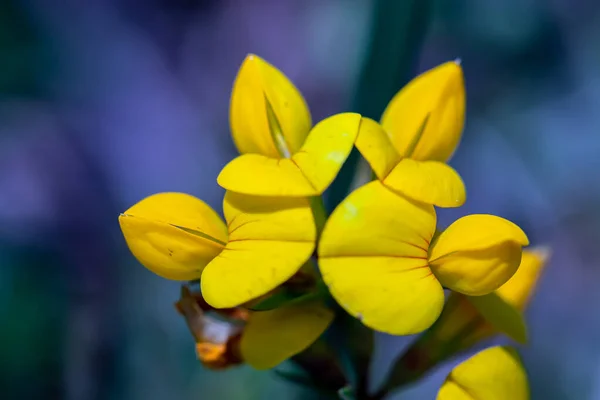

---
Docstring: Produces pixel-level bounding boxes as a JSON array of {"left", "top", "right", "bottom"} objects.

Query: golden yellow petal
[
  {"left": 496, "top": 247, "right": 550, "bottom": 310},
  {"left": 428, "top": 215, "right": 528, "bottom": 295},
  {"left": 318, "top": 181, "right": 441, "bottom": 334},
  {"left": 217, "top": 154, "right": 317, "bottom": 196},
  {"left": 201, "top": 192, "right": 316, "bottom": 308},
  {"left": 240, "top": 300, "right": 334, "bottom": 370},
  {"left": 230, "top": 54, "right": 312, "bottom": 157},
  {"left": 355, "top": 117, "right": 401, "bottom": 180},
  {"left": 292, "top": 113, "right": 362, "bottom": 193},
  {"left": 319, "top": 256, "right": 444, "bottom": 335},
  {"left": 119, "top": 193, "right": 227, "bottom": 280},
  {"left": 218, "top": 113, "right": 361, "bottom": 196},
  {"left": 437, "top": 346, "right": 529, "bottom": 400},
  {"left": 381, "top": 61, "right": 465, "bottom": 162},
  {"left": 429, "top": 214, "right": 529, "bottom": 259},
  {"left": 430, "top": 241, "right": 523, "bottom": 296},
  {"left": 383, "top": 158, "right": 466, "bottom": 208}
]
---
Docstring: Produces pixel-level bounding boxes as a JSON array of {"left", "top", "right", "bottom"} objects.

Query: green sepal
[
  {"left": 337, "top": 385, "right": 356, "bottom": 400},
  {"left": 467, "top": 292, "right": 528, "bottom": 344}
]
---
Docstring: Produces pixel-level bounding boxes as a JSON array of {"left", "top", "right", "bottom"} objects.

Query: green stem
[
  {"left": 309, "top": 195, "right": 328, "bottom": 238},
  {"left": 326, "top": 0, "right": 433, "bottom": 211}
]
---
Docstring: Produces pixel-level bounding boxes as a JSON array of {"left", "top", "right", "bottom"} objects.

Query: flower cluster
[{"left": 119, "top": 54, "right": 546, "bottom": 398}]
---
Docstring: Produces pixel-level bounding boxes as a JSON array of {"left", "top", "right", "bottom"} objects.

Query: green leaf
[
  {"left": 248, "top": 279, "right": 329, "bottom": 311},
  {"left": 337, "top": 385, "right": 356, "bottom": 400},
  {"left": 248, "top": 289, "right": 309, "bottom": 311},
  {"left": 467, "top": 293, "right": 528, "bottom": 343},
  {"left": 273, "top": 365, "right": 315, "bottom": 388}
]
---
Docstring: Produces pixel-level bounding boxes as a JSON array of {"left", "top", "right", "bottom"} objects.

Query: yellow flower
[
  {"left": 355, "top": 62, "right": 466, "bottom": 207},
  {"left": 177, "top": 285, "right": 333, "bottom": 370},
  {"left": 433, "top": 248, "right": 549, "bottom": 348},
  {"left": 437, "top": 346, "right": 529, "bottom": 400},
  {"left": 217, "top": 54, "right": 362, "bottom": 196},
  {"left": 318, "top": 180, "right": 528, "bottom": 335},
  {"left": 119, "top": 191, "right": 316, "bottom": 308}
]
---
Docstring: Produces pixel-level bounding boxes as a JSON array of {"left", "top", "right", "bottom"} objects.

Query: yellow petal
[
  {"left": 428, "top": 215, "right": 529, "bottom": 295},
  {"left": 230, "top": 54, "right": 311, "bottom": 157},
  {"left": 383, "top": 158, "right": 466, "bottom": 208},
  {"left": 496, "top": 247, "right": 550, "bottom": 310},
  {"left": 319, "top": 181, "right": 442, "bottom": 335},
  {"left": 119, "top": 193, "right": 227, "bottom": 280},
  {"left": 218, "top": 113, "right": 361, "bottom": 196},
  {"left": 355, "top": 117, "right": 401, "bottom": 180},
  {"left": 430, "top": 214, "right": 529, "bottom": 258},
  {"left": 437, "top": 346, "right": 529, "bottom": 400},
  {"left": 467, "top": 293, "right": 527, "bottom": 343},
  {"left": 320, "top": 256, "right": 444, "bottom": 335},
  {"left": 240, "top": 299, "right": 334, "bottom": 370},
  {"left": 381, "top": 61, "right": 465, "bottom": 162},
  {"left": 201, "top": 192, "right": 316, "bottom": 308}
]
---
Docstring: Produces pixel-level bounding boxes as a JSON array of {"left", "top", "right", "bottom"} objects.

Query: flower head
[
  {"left": 218, "top": 54, "right": 362, "bottom": 197},
  {"left": 437, "top": 346, "right": 529, "bottom": 400},
  {"left": 355, "top": 62, "right": 466, "bottom": 207},
  {"left": 119, "top": 191, "right": 316, "bottom": 308},
  {"left": 318, "top": 180, "right": 528, "bottom": 335}
]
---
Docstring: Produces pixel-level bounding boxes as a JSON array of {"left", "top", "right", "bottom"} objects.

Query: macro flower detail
[
  {"left": 119, "top": 191, "right": 316, "bottom": 308},
  {"left": 116, "top": 49, "right": 547, "bottom": 399},
  {"left": 218, "top": 54, "right": 362, "bottom": 196},
  {"left": 318, "top": 180, "right": 528, "bottom": 335},
  {"left": 355, "top": 61, "right": 466, "bottom": 208},
  {"left": 437, "top": 346, "right": 529, "bottom": 400},
  {"left": 433, "top": 248, "right": 549, "bottom": 348},
  {"left": 241, "top": 298, "right": 334, "bottom": 370},
  {"left": 119, "top": 192, "right": 228, "bottom": 281},
  {"left": 177, "top": 285, "right": 333, "bottom": 371},
  {"left": 176, "top": 285, "right": 247, "bottom": 370}
]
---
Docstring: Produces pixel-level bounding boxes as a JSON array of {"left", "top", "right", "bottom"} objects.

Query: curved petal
[
  {"left": 429, "top": 215, "right": 528, "bottom": 296},
  {"left": 381, "top": 61, "right": 465, "bottom": 162},
  {"left": 218, "top": 113, "right": 361, "bottom": 196},
  {"left": 319, "top": 256, "right": 444, "bottom": 335},
  {"left": 383, "top": 158, "right": 466, "bottom": 208},
  {"left": 201, "top": 192, "right": 316, "bottom": 308},
  {"left": 218, "top": 154, "right": 316, "bottom": 196},
  {"left": 355, "top": 117, "right": 401, "bottom": 180},
  {"left": 240, "top": 300, "right": 334, "bottom": 370},
  {"left": 496, "top": 247, "right": 550, "bottom": 309},
  {"left": 318, "top": 181, "right": 441, "bottom": 334},
  {"left": 437, "top": 346, "right": 529, "bottom": 400},
  {"left": 119, "top": 193, "right": 227, "bottom": 280},
  {"left": 430, "top": 241, "right": 523, "bottom": 296},
  {"left": 230, "top": 54, "right": 311, "bottom": 157},
  {"left": 429, "top": 214, "right": 529, "bottom": 259}
]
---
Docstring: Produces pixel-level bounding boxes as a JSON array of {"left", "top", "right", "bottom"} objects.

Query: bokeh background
[{"left": 1, "top": 0, "right": 599, "bottom": 399}]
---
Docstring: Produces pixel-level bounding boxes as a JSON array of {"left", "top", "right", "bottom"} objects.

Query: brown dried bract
[{"left": 175, "top": 285, "right": 247, "bottom": 369}]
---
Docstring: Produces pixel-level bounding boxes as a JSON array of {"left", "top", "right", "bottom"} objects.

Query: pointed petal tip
[
  {"left": 454, "top": 57, "right": 462, "bottom": 66},
  {"left": 243, "top": 53, "right": 261, "bottom": 64}
]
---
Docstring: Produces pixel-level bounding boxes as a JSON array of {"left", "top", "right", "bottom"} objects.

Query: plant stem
[{"left": 309, "top": 195, "right": 328, "bottom": 238}]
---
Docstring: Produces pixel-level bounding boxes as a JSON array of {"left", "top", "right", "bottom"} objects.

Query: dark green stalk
[{"left": 325, "top": 0, "right": 433, "bottom": 211}]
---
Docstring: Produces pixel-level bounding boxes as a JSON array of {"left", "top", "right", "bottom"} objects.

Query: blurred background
[{"left": 1, "top": 0, "right": 599, "bottom": 399}]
